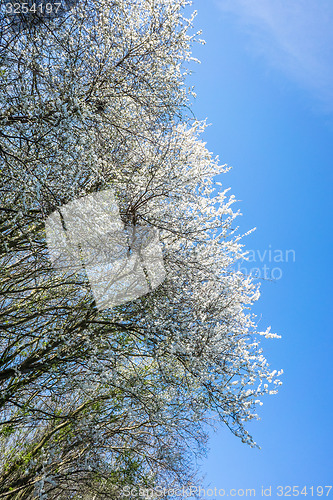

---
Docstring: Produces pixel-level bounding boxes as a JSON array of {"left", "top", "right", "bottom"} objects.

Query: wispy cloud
[{"left": 217, "top": 0, "right": 333, "bottom": 110}]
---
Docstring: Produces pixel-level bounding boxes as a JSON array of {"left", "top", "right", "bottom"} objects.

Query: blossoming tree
[{"left": 0, "top": 0, "right": 282, "bottom": 498}]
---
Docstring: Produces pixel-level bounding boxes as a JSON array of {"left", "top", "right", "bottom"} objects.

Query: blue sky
[{"left": 187, "top": 0, "right": 333, "bottom": 496}]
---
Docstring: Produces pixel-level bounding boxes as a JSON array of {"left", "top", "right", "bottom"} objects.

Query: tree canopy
[{"left": 0, "top": 0, "right": 282, "bottom": 498}]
